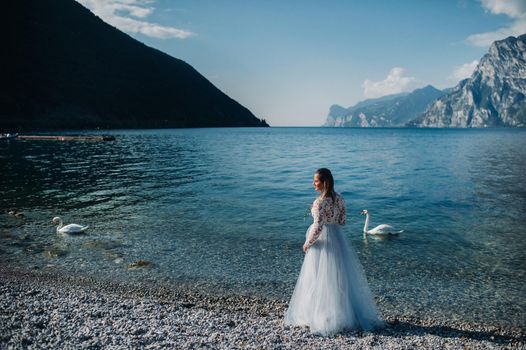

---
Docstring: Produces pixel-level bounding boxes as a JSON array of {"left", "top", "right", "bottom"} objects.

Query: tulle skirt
[{"left": 284, "top": 224, "right": 385, "bottom": 336}]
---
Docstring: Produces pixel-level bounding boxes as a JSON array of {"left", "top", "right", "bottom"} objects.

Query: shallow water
[{"left": 1, "top": 128, "right": 525, "bottom": 329}]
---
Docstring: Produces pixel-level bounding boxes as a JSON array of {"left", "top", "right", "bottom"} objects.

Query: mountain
[
  {"left": 1, "top": 0, "right": 268, "bottom": 130},
  {"left": 324, "top": 85, "right": 445, "bottom": 127},
  {"left": 410, "top": 34, "right": 526, "bottom": 127}
]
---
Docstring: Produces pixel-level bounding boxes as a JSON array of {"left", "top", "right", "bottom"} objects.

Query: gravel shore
[{"left": 0, "top": 266, "right": 524, "bottom": 349}]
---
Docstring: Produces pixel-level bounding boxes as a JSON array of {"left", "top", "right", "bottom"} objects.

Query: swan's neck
[
  {"left": 57, "top": 219, "right": 64, "bottom": 229},
  {"left": 363, "top": 214, "right": 370, "bottom": 233}
]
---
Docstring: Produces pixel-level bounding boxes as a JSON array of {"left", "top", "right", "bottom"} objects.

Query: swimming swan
[
  {"left": 361, "top": 210, "right": 403, "bottom": 236},
  {"left": 52, "top": 216, "right": 89, "bottom": 234}
]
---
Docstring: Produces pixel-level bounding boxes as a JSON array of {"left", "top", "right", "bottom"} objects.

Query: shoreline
[{"left": 1, "top": 266, "right": 524, "bottom": 349}]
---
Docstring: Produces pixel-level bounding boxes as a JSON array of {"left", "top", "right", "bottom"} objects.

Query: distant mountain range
[
  {"left": 410, "top": 34, "right": 526, "bottom": 127},
  {"left": 325, "top": 34, "right": 526, "bottom": 128},
  {"left": 2, "top": 0, "right": 267, "bottom": 130},
  {"left": 324, "top": 85, "right": 446, "bottom": 127}
]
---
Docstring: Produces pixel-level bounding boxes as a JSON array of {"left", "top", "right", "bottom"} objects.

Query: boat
[{"left": 0, "top": 133, "right": 18, "bottom": 140}]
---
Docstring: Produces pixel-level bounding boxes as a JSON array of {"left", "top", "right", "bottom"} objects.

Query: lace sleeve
[
  {"left": 337, "top": 195, "right": 346, "bottom": 225},
  {"left": 306, "top": 199, "right": 327, "bottom": 247}
]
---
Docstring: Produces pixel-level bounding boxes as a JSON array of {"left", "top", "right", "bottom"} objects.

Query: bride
[{"left": 284, "top": 168, "right": 385, "bottom": 336}]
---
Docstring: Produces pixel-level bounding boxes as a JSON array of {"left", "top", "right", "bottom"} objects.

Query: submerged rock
[
  {"left": 7, "top": 209, "right": 25, "bottom": 219},
  {"left": 127, "top": 260, "right": 152, "bottom": 269},
  {"left": 0, "top": 228, "right": 12, "bottom": 238},
  {"left": 43, "top": 248, "right": 68, "bottom": 259},
  {"left": 83, "top": 240, "right": 124, "bottom": 250},
  {"left": 104, "top": 250, "right": 123, "bottom": 262}
]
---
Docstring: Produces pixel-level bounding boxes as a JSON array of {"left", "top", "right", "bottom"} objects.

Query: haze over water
[{"left": 1, "top": 128, "right": 525, "bottom": 329}]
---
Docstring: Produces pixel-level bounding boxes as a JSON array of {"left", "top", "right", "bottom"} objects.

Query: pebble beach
[{"left": 1, "top": 266, "right": 523, "bottom": 349}]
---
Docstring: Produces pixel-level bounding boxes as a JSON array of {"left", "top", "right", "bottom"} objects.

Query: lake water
[{"left": 1, "top": 128, "right": 525, "bottom": 329}]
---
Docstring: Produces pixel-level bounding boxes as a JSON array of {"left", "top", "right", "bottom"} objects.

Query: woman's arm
[
  {"left": 303, "top": 199, "right": 327, "bottom": 252},
  {"left": 337, "top": 195, "right": 346, "bottom": 225}
]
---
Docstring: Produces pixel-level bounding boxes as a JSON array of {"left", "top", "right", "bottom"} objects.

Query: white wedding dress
[{"left": 285, "top": 193, "right": 385, "bottom": 336}]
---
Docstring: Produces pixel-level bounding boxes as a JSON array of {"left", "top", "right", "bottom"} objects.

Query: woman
[{"left": 284, "top": 168, "right": 384, "bottom": 336}]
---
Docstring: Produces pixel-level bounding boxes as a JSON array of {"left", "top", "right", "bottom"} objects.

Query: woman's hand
[{"left": 303, "top": 242, "right": 310, "bottom": 253}]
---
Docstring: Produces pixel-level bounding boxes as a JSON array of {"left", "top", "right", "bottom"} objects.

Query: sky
[{"left": 76, "top": 0, "right": 526, "bottom": 126}]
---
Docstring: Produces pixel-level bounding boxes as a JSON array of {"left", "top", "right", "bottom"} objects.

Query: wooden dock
[{"left": 17, "top": 135, "right": 115, "bottom": 142}]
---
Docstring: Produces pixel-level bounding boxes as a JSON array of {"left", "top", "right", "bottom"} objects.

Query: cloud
[
  {"left": 76, "top": 0, "right": 194, "bottom": 39},
  {"left": 362, "top": 68, "right": 417, "bottom": 99},
  {"left": 449, "top": 60, "right": 479, "bottom": 81},
  {"left": 479, "top": 0, "right": 526, "bottom": 18},
  {"left": 467, "top": 0, "right": 526, "bottom": 47}
]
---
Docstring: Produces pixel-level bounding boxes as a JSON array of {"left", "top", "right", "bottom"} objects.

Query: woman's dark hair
[{"left": 316, "top": 168, "right": 336, "bottom": 202}]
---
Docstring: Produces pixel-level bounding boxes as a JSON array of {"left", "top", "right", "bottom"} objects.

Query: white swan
[
  {"left": 52, "top": 216, "right": 89, "bottom": 234},
  {"left": 361, "top": 210, "right": 403, "bottom": 236}
]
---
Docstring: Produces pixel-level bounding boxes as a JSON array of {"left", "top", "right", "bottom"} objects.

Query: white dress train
[{"left": 284, "top": 194, "right": 384, "bottom": 336}]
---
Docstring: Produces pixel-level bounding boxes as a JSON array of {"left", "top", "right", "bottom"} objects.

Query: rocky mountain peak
[
  {"left": 411, "top": 34, "right": 526, "bottom": 128},
  {"left": 324, "top": 85, "right": 445, "bottom": 127}
]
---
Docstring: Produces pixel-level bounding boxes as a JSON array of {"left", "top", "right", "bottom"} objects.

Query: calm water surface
[{"left": 1, "top": 128, "right": 525, "bottom": 329}]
